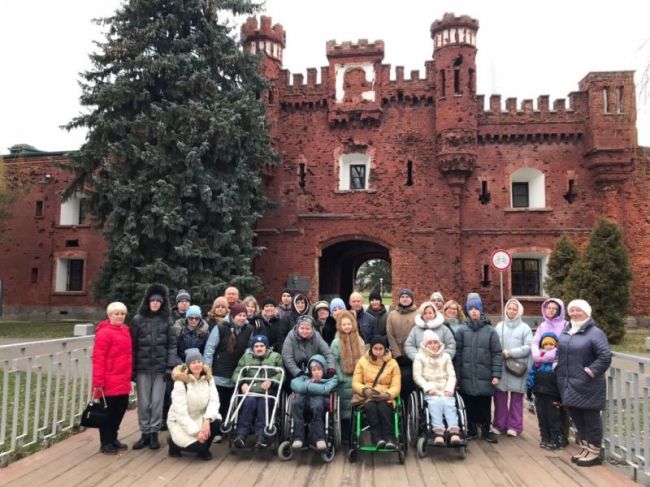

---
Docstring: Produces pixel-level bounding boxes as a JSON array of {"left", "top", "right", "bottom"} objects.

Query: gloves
[
  {"left": 327, "top": 368, "right": 336, "bottom": 378},
  {"left": 376, "top": 392, "right": 391, "bottom": 401},
  {"left": 362, "top": 388, "right": 375, "bottom": 398}
]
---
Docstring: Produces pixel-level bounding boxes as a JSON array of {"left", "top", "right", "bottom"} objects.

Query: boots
[
  {"left": 132, "top": 433, "right": 150, "bottom": 450},
  {"left": 149, "top": 432, "right": 160, "bottom": 449},
  {"left": 447, "top": 426, "right": 462, "bottom": 446},
  {"left": 576, "top": 443, "right": 603, "bottom": 467},
  {"left": 570, "top": 440, "right": 588, "bottom": 463},
  {"left": 167, "top": 437, "right": 182, "bottom": 458}
]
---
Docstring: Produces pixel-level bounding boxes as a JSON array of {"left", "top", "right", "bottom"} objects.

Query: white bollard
[
  {"left": 645, "top": 337, "right": 650, "bottom": 351},
  {"left": 74, "top": 323, "right": 95, "bottom": 336}
]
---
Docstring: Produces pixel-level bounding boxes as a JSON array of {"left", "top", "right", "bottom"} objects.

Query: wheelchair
[
  {"left": 406, "top": 389, "right": 468, "bottom": 459},
  {"left": 347, "top": 396, "right": 406, "bottom": 464},
  {"left": 220, "top": 365, "right": 286, "bottom": 451},
  {"left": 277, "top": 392, "right": 341, "bottom": 463}
]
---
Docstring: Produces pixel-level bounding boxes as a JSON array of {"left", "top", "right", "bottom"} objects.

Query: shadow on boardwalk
[{"left": 1, "top": 408, "right": 637, "bottom": 487}]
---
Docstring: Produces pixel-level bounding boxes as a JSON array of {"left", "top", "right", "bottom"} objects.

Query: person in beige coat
[
  {"left": 167, "top": 348, "right": 221, "bottom": 460},
  {"left": 413, "top": 330, "right": 461, "bottom": 445},
  {"left": 386, "top": 288, "right": 417, "bottom": 398}
]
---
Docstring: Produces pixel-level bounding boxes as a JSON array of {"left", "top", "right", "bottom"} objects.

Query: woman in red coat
[{"left": 92, "top": 302, "right": 133, "bottom": 454}]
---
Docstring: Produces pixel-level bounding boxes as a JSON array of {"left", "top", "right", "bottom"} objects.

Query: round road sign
[{"left": 490, "top": 249, "right": 512, "bottom": 271}]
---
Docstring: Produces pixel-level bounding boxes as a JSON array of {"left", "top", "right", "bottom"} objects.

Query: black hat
[
  {"left": 368, "top": 289, "right": 382, "bottom": 303},
  {"left": 370, "top": 335, "right": 387, "bottom": 348},
  {"left": 262, "top": 297, "right": 277, "bottom": 307},
  {"left": 149, "top": 294, "right": 164, "bottom": 302},
  {"left": 398, "top": 288, "right": 414, "bottom": 299}
]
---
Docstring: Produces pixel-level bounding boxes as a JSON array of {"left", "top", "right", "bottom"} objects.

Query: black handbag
[
  {"left": 80, "top": 392, "right": 109, "bottom": 428},
  {"left": 504, "top": 357, "right": 528, "bottom": 377}
]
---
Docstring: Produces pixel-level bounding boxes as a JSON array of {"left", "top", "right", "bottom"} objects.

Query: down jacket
[
  {"left": 92, "top": 320, "right": 132, "bottom": 397},
  {"left": 331, "top": 333, "right": 367, "bottom": 419},
  {"left": 494, "top": 299, "right": 532, "bottom": 394},
  {"left": 404, "top": 313, "right": 456, "bottom": 361},
  {"left": 130, "top": 284, "right": 177, "bottom": 374},
  {"left": 281, "top": 325, "right": 335, "bottom": 378},
  {"left": 556, "top": 318, "right": 611, "bottom": 410},
  {"left": 172, "top": 317, "right": 210, "bottom": 364},
  {"left": 167, "top": 364, "right": 220, "bottom": 448},
  {"left": 413, "top": 342, "right": 456, "bottom": 395},
  {"left": 231, "top": 348, "right": 284, "bottom": 394},
  {"left": 352, "top": 350, "right": 401, "bottom": 406},
  {"left": 454, "top": 316, "right": 503, "bottom": 396},
  {"left": 290, "top": 354, "right": 339, "bottom": 396},
  {"left": 531, "top": 299, "right": 566, "bottom": 364}
]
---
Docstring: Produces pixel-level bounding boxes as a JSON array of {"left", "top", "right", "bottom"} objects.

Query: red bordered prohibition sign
[{"left": 490, "top": 249, "right": 512, "bottom": 271}]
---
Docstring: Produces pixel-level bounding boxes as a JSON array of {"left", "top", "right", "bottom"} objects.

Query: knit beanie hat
[
  {"left": 184, "top": 348, "right": 203, "bottom": 366},
  {"left": 567, "top": 299, "right": 592, "bottom": 318},
  {"left": 369, "top": 289, "right": 382, "bottom": 303},
  {"left": 314, "top": 300, "right": 330, "bottom": 314},
  {"left": 422, "top": 329, "right": 441, "bottom": 345},
  {"left": 329, "top": 297, "right": 346, "bottom": 313},
  {"left": 398, "top": 288, "right": 414, "bottom": 299},
  {"left": 185, "top": 305, "right": 202, "bottom": 319},
  {"left": 229, "top": 302, "right": 247, "bottom": 319},
  {"left": 370, "top": 335, "right": 387, "bottom": 349},
  {"left": 465, "top": 294, "right": 484, "bottom": 314},
  {"left": 251, "top": 334, "right": 269, "bottom": 348},
  {"left": 296, "top": 314, "right": 315, "bottom": 327},
  {"left": 175, "top": 289, "right": 191, "bottom": 303},
  {"left": 262, "top": 297, "right": 277, "bottom": 307},
  {"left": 149, "top": 294, "right": 164, "bottom": 303},
  {"left": 540, "top": 333, "right": 558, "bottom": 348},
  {"left": 430, "top": 291, "right": 444, "bottom": 302}
]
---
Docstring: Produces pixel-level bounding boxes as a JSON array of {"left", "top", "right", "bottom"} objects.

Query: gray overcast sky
[{"left": 1, "top": 0, "right": 649, "bottom": 153}]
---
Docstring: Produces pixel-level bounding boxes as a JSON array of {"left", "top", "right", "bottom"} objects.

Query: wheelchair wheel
[
  {"left": 321, "top": 444, "right": 336, "bottom": 463},
  {"left": 220, "top": 422, "right": 233, "bottom": 434},
  {"left": 347, "top": 448, "right": 358, "bottom": 463},
  {"left": 416, "top": 437, "right": 427, "bottom": 458},
  {"left": 282, "top": 394, "right": 292, "bottom": 440},
  {"left": 278, "top": 441, "right": 293, "bottom": 461},
  {"left": 333, "top": 394, "right": 342, "bottom": 448},
  {"left": 457, "top": 445, "right": 467, "bottom": 459},
  {"left": 264, "top": 424, "right": 277, "bottom": 437},
  {"left": 398, "top": 449, "right": 405, "bottom": 464}
]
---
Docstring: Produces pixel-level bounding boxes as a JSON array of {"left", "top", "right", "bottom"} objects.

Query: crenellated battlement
[
  {"left": 431, "top": 12, "right": 479, "bottom": 50},
  {"left": 241, "top": 16, "right": 285, "bottom": 61},
  {"left": 325, "top": 39, "right": 384, "bottom": 58}
]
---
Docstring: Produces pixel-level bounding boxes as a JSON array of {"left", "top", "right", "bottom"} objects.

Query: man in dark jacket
[
  {"left": 349, "top": 291, "right": 378, "bottom": 344},
  {"left": 454, "top": 294, "right": 502, "bottom": 443},
  {"left": 171, "top": 289, "right": 191, "bottom": 322},
  {"left": 366, "top": 289, "right": 388, "bottom": 337},
  {"left": 130, "top": 284, "right": 177, "bottom": 450}
]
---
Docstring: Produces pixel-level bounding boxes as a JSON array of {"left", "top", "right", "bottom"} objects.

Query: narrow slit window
[
  {"left": 350, "top": 164, "right": 366, "bottom": 190},
  {"left": 481, "top": 264, "right": 490, "bottom": 286},
  {"left": 439, "top": 69, "right": 446, "bottom": 97},
  {"left": 35, "top": 200, "right": 44, "bottom": 217},
  {"left": 406, "top": 160, "right": 413, "bottom": 186},
  {"left": 616, "top": 86, "right": 623, "bottom": 113},
  {"left": 454, "top": 67, "right": 461, "bottom": 94},
  {"left": 298, "top": 162, "right": 306, "bottom": 189},
  {"left": 603, "top": 87, "right": 610, "bottom": 113},
  {"left": 30, "top": 267, "right": 39, "bottom": 284},
  {"left": 468, "top": 68, "right": 475, "bottom": 94}
]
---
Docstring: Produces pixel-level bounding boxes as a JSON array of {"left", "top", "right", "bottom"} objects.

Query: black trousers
[
  {"left": 364, "top": 401, "right": 394, "bottom": 441},
  {"left": 216, "top": 385, "right": 234, "bottom": 422},
  {"left": 461, "top": 393, "right": 492, "bottom": 434},
  {"left": 171, "top": 420, "right": 221, "bottom": 454},
  {"left": 534, "top": 393, "right": 563, "bottom": 442},
  {"left": 568, "top": 407, "right": 603, "bottom": 445},
  {"left": 98, "top": 394, "right": 129, "bottom": 446}
]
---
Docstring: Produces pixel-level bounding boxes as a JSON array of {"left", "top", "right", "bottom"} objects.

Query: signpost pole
[{"left": 499, "top": 270, "right": 504, "bottom": 322}]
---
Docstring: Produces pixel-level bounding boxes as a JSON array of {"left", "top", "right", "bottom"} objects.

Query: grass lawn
[
  {"left": 0, "top": 322, "right": 78, "bottom": 339},
  {"left": 611, "top": 328, "right": 650, "bottom": 355}
]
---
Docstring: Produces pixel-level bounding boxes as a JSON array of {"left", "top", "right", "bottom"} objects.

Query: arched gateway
[{"left": 318, "top": 239, "right": 390, "bottom": 302}]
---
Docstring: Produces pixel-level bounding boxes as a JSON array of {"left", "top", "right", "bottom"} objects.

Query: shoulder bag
[{"left": 80, "top": 391, "right": 109, "bottom": 428}]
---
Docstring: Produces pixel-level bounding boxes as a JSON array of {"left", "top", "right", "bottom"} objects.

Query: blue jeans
[
  {"left": 236, "top": 396, "right": 268, "bottom": 438},
  {"left": 425, "top": 394, "right": 458, "bottom": 429},
  {"left": 292, "top": 394, "right": 326, "bottom": 442}
]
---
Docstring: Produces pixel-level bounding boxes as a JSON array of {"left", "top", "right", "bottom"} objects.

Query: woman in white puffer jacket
[{"left": 167, "top": 348, "right": 221, "bottom": 460}]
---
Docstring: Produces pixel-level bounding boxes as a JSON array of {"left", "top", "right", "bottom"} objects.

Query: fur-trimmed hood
[
  {"left": 171, "top": 363, "right": 213, "bottom": 383},
  {"left": 136, "top": 283, "right": 172, "bottom": 318}
]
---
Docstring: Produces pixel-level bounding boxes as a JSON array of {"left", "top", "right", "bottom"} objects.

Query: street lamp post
[{"left": 379, "top": 277, "right": 383, "bottom": 296}]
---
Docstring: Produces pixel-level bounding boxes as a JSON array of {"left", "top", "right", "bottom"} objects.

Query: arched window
[{"left": 510, "top": 168, "right": 545, "bottom": 209}]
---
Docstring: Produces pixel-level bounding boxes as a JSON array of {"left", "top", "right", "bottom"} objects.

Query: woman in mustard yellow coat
[{"left": 352, "top": 336, "right": 401, "bottom": 449}]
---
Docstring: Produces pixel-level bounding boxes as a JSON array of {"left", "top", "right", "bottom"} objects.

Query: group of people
[{"left": 91, "top": 284, "right": 611, "bottom": 467}]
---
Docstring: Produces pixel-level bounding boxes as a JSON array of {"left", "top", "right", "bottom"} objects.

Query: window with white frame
[
  {"left": 510, "top": 168, "right": 545, "bottom": 209},
  {"left": 55, "top": 258, "right": 85, "bottom": 292},
  {"left": 511, "top": 252, "right": 549, "bottom": 296},
  {"left": 339, "top": 153, "right": 370, "bottom": 190},
  {"left": 59, "top": 194, "right": 87, "bottom": 225}
]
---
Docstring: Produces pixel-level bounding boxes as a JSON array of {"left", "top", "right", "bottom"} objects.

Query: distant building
[{"left": 2, "top": 13, "right": 649, "bottom": 319}]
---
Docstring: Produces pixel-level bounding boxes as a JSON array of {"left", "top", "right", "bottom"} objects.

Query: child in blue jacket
[{"left": 290, "top": 354, "right": 338, "bottom": 451}]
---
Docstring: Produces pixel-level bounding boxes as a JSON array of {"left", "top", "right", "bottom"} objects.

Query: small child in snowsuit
[
  {"left": 527, "top": 332, "right": 565, "bottom": 450},
  {"left": 290, "top": 354, "right": 338, "bottom": 451}
]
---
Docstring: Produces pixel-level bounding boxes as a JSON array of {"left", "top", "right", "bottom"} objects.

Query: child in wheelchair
[
  {"left": 290, "top": 354, "right": 338, "bottom": 451},
  {"left": 413, "top": 330, "right": 462, "bottom": 445}
]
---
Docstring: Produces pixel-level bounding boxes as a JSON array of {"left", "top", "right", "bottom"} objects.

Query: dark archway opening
[{"left": 318, "top": 240, "right": 391, "bottom": 302}]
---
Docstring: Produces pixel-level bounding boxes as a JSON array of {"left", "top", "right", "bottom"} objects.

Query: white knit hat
[
  {"left": 422, "top": 329, "right": 441, "bottom": 345},
  {"left": 567, "top": 299, "right": 592, "bottom": 318}
]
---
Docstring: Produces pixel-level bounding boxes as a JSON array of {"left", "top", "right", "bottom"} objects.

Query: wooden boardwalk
[{"left": 1, "top": 409, "right": 636, "bottom": 487}]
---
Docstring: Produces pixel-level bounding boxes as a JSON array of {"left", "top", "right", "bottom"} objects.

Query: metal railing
[
  {"left": 0, "top": 337, "right": 94, "bottom": 467},
  {"left": 605, "top": 351, "right": 650, "bottom": 480}
]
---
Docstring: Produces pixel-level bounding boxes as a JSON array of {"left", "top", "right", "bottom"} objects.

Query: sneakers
[
  {"left": 213, "top": 434, "right": 223, "bottom": 444},
  {"left": 490, "top": 427, "right": 503, "bottom": 435},
  {"left": 506, "top": 429, "right": 518, "bottom": 437},
  {"left": 100, "top": 443, "right": 118, "bottom": 455},
  {"left": 315, "top": 440, "right": 327, "bottom": 451},
  {"left": 576, "top": 443, "right": 603, "bottom": 467},
  {"left": 132, "top": 433, "right": 150, "bottom": 450},
  {"left": 234, "top": 436, "right": 246, "bottom": 449},
  {"left": 291, "top": 439, "right": 303, "bottom": 449},
  {"left": 255, "top": 436, "right": 268, "bottom": 449},
  {"left": 375, "top": 439, "right": 387, "bottom": 450},
  {"left": 571, "top": 440, "right": 588, "bottom": 463},
  {"left": 113, "top": 439, "right": 128, "bottom": 451},
  {"left": 385, "top": 438, "right": 397, "bottom": 450},
  {"left": 482, "top": 429, "right": 498, "bottom": 444}
]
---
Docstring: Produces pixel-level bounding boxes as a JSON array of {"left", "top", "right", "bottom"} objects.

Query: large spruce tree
[
  {"left": 544, "top": 235, "right": 580, "bottom": 303},
  {"left": 65, "top": 0, "right": 276, "bottom": 310},
  {"left": 564, "top": 219, "right": 631, "bottom": 343}
]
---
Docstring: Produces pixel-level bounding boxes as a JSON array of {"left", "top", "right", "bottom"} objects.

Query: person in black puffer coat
[
  {"left": 130, "top": 283, "right": 177, "bottom": 450},
  {"left": 556, "top": 299, "right": 611, "bottom": 467},
  {"left": 454, "top": 294, "right": 502, "bottom": 443}
]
